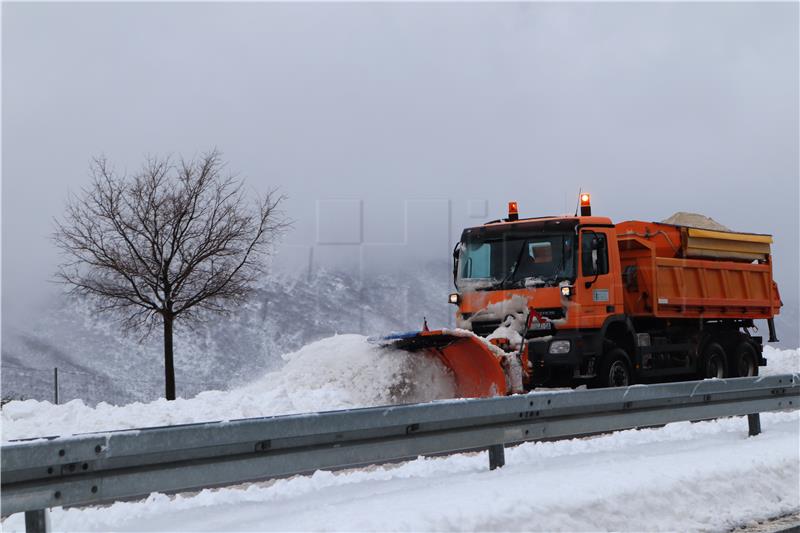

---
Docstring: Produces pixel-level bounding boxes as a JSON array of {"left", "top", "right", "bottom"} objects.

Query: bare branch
[{"left": 53, "top": 150, "right": 290, "bottom": 331}]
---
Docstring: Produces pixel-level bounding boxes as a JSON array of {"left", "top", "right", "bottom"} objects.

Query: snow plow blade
[{"left": 373, "top": 330, "right": 507, "bottom": 398}]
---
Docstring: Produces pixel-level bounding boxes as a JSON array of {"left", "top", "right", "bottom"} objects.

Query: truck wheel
[
  {"left": 731, "top": 342, "right": 758, "bottom": 378},
  {"left": 700, "top": 342, "right": 727, "bottom": 379},
  {"left": 599, "top": 349, "right": 632, "bottom": 388}
]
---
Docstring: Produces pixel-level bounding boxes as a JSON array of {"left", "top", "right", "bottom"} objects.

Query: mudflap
[{"left": 372, "top": 330, "right": 507, "bottom": 398}]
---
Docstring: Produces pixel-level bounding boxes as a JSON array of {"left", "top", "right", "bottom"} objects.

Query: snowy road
[
  {"left": 1, "top": 343, "right": 798, "bottom": 531},
  {"left": 2, "top": 412, "right": 798, "bottom": 532}
]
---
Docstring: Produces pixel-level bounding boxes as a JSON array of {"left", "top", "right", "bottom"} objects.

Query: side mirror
[
  {"left": 452, "top": 243, "right": 460, "bottom": 288},
  {"left": 582, "top": 231, "right": 604, "bottom": 288}
]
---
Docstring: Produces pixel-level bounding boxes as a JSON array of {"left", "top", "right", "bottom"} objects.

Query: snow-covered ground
[
  {"left": 1, "top": 344, "right": 798, "bottom": 531},
  {"left": 763, "top": 344, "right": 800, "bottom": 375},
  {"left": 1, "top": 334, "right": 457, "bottom": 441},
  {"left": 1, "top": 412, "right": 798, "bottom": 532},
  {"left": 2, "top": 343, "right": 797, "bottom": 442}
]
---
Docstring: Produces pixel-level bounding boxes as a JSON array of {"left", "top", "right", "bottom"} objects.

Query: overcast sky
[{"left": 3, "top": 2, "right": 798, "bottom": 329}]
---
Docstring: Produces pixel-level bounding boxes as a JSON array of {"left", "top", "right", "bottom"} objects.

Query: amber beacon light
[
  {"left": 508, "top": 201, "right": 519, "bottom": 221},
  {"left": 579, "top": 193, "right": 591, "bottom": 216}
]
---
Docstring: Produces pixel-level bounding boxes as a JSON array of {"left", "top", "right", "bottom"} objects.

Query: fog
[{"left": 3, "top": 3, "right": 798, "bottom": 336}]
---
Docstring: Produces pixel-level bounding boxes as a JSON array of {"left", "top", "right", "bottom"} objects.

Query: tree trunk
[{"left": 163, "top": 314, "right": 176, "bottom": 400}]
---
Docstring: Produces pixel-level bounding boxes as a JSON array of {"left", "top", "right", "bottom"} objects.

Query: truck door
[{"left": 579, "top": 229, "right": 619, "bottom": 327}]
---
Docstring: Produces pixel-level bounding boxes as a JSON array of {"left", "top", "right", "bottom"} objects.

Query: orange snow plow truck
[{"left": 376, "top": 194, "right": 782, "bottom": 397}]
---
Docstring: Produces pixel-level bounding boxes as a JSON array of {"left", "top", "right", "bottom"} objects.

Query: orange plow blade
[{"left": 372, "top": 330, "right": 507, "bottom": 398}]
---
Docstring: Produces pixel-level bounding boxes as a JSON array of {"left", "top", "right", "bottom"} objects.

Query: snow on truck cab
[{"left": 377, "top": 194, "right": 783, "bottom": 398}]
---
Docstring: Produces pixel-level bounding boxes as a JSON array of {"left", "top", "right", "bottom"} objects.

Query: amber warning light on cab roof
[
  {"left": 580, "top": 193, "right": 591, "bottom": 216},
  {"left": 508, "top": 201, "right": 519, "bottom": 221}
]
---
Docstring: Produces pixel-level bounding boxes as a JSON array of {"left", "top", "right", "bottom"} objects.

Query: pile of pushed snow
[
  {"left": 3, "top": 343, "right": 796, "bottom": 442},
  {"left": 1, "top": 335, "right": 455, "bottom": 441},
  {"left": 763, "top": 345, "right": 800, "bottom": 375}
]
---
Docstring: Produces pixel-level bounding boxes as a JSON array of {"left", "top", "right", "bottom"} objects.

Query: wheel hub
[{"left": 609, "top": 361, "right": 629, "bottom": 387}]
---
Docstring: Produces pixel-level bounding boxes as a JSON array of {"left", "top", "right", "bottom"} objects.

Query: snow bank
[
  {"left": 3, "top": 344, "right": 796, "bottom": 442},
  {"left": 2, "top": 412, "right": 797, "bottom": 532},
  {"left": 763, "top": 345, "right": 800, "bottom": 375},
  {"left": 1, "top": 335, "right": 455, "bottom": 441},
  {"left": 0, "top": 340, "right": 800, "bottom": 440}
]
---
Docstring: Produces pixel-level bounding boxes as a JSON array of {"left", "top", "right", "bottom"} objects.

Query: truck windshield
[{"left": 456, "top": 233, "right": 575, "bottom": 290}]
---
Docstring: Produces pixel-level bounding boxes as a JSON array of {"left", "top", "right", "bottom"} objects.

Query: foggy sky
[{"left": 3, "top": 2, "right": 798, "bottom": 330}]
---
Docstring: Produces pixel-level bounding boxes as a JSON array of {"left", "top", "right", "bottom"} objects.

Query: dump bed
[{"left": 615, "top": 221, "right": 781, "bottom": 320}]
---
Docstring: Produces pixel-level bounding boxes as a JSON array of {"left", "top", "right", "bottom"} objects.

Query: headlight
[
  {"left": 560, "top": 285, "right": 572, "bottom": 297},
  {"left": 549, "top": 340, "right": 571, "bottom": 354},
  {"left": 449, "top": 293, "right": 460, "bottom": 305}
]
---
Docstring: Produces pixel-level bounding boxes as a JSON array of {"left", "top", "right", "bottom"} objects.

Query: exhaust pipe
[{"left": 767, "top": 318, "right": 779, "bottom": 343}]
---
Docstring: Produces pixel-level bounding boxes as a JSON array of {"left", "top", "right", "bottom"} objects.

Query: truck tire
[
  {"left": 731, "top": 341, "right": 758, "bottom": 378},
  {"left": 700, "top": 342, "right": 727, "bottom": 379},
  {"left": 598, "top": 349, "right": 632, "bottom": 388}
]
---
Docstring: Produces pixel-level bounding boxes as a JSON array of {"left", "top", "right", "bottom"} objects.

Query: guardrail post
[
  {"left": 488, "top": 444, "right": 505, "bottom": 470},
  {"left": 24, "top": 509, "right": 49, "bottom": 533},
  {"left": 747, "top": 413, "right": 761, "bottom": 436}
]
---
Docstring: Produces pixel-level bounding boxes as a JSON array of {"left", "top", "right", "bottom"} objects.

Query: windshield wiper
[{"left": 500, "top": 240, "right": 528, "bottom": 290}]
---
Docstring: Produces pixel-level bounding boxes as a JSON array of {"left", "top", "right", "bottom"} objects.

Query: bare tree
[{"left": 54, "top": 150, "right": 289, "bottom": 400}]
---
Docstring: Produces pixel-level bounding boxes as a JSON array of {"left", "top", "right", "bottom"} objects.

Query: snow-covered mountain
[{"left": 1, "top": 263, "right": 456, "bottom": 405}]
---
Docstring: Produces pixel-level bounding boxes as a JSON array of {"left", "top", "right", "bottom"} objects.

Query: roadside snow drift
[
  {"left": 2, "top": 344, "right": 798, "bottom": 442},
  {"left": 1, "top": 334, "right": 456, "bottom": 441},
  {"left": 764, "top": 344, "right": 800, "bottom": 375}
]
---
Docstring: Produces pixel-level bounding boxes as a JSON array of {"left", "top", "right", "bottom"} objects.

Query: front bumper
[{"left": 526, "top": 330, "right": 601, "bottom": 379}]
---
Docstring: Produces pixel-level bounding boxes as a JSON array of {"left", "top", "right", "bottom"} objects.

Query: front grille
[
  {"left": 537, "top": 307, "right": 565, "bottom": 320},
  {"left": 469, "top": 308, "right": 564, "bottom": 337},
  {"left": 471, "top": 320, "right": 502, "bottom": 337}
]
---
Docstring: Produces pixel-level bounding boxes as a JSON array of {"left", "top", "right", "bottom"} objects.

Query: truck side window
[
  {"left": 582, "top": 232, "right": 609, "bottom": 276},
  {"left": 461, "top": 242, "right": 491, "bottom": 278}
]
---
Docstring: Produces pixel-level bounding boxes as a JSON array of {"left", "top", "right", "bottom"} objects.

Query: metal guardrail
[{"left": 2, "top": 374, "right": 798, "bottom": 532}]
